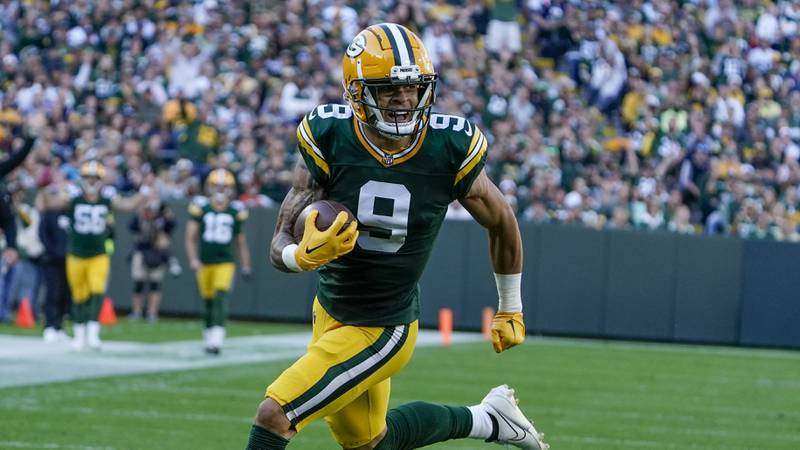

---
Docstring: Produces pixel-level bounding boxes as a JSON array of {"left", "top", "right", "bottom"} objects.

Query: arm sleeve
[
  {"left": 1, "top": 214, "right": 17, "bottom": 249},
  {"left": 0, "top": 136, "right": 35, "bottom": 178}
]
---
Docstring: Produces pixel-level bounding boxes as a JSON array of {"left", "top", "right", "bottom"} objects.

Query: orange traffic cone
[
  {"left": 481, "top": 307, "right": 495, "bottom": 341},
  {"left": 14, "top": 297, "right": 35, "bottom": 328},
  {"left": 98, "top": 297, "right": 117, "bottom": 325},
  {"left": 439, "top": 308, "right": 453, "bottom": 346}
]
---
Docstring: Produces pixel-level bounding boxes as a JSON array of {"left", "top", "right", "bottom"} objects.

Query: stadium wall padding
[
  {"left": 105, "top": 202, "right": 799, "bottom": 348},
  {"left": 739, "top": 240, "right": 800, "bottom": 347}
]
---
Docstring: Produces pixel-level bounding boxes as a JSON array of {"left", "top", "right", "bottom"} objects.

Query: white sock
[
  {"left": 210, "top": 326, "right": 225, "bottom": 347},
  {"left": 467, "top": 404, "right": 494, "bottom": 439}
]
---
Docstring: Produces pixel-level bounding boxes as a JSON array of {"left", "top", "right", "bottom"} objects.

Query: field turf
[{"left": 1, "top": 319, "right": 798, "bottom": 449}]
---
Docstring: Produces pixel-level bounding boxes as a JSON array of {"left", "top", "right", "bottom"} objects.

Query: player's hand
[
  {"left": 189, "top": 258, "right": 202, "bottom": 272},
  {"left": 294, "top": 210, "right": 358, "bottom": 271},
  {"left": 491, "top": 311, "right": 525, "bottom": 353},
  {"left": 241, "top": 266, "right": 252, "bottom": 281}
]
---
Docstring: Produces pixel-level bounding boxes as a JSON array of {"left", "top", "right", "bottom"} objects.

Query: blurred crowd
[{"left": 1, "top": 0, "right": 800, "bottom": 241}]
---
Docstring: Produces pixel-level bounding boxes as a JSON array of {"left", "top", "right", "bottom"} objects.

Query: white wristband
[
  {"left": 494, "top": 273, "right": 522, "bottom": 312},
  {"left": 281, "top": 244, "right": 303, "bottom": 272}
]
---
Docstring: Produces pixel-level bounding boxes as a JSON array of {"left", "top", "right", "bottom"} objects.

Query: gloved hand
[
  {"left": 491, "top": 311, "right": 525, "bottom": 353},
  {"left": 294, "top": 210, "right": 358, "bottom": 271}
]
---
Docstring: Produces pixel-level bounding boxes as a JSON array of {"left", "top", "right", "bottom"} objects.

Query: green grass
[
  {"left": 1, "top": 334, "right": 799, "bottom": 449},
  {"left": 0, "top": 317, "right": 306, "bottom": 342}
]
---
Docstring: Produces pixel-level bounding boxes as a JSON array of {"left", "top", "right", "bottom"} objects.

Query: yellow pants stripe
[
  {"left": 284, "top": 324, "right": 409, "bottom": 424},
  {"left": 266, "top": 299, "right": 418, "bottom": 448}
]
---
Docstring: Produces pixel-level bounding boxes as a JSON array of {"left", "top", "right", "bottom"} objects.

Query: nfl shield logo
[{"left": 383, "top": 154, "right": 394, "bottom": 166}]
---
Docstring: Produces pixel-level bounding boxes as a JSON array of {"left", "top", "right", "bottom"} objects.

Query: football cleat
[
  {"left": 43, "top": 327, "right": 58, "bottom": 343},
  {"left": 71, "top": 324, "right": 87, "bottom": 351},
  {"left": 87, "top": 321, "right": 102, "bottom": 351},
  {"left": 481, "top": 385, "right": 549, "bottom": 450}
]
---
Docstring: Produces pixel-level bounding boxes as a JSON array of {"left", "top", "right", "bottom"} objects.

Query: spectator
[
  {"left": 6, "top": 181, "right": 43, "bottom": 318},
  {"left": 0, "top": 131, "right": 35, "bottom": 323},
  {"left": 485, "top": 0, "right": 522, "bottom": 54},
  {"left": 1, "top": 0, "right": 799, "bottom": 245}
]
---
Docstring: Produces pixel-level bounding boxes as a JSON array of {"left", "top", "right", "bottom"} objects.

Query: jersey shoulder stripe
[
  {"left": 231, "top": 200, "right": 249, "bottom": 221},
  {"left": 189, "top": 196, "right": 208, "bottom": 217},
  {"left": 454, "top": 127, "right": 487, "bottom": 185},
  {"left": 297, "top": 116, "right": 330, "bottom": 176}
]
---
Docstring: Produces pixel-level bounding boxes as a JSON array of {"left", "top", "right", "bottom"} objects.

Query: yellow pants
[
  {"left": 267, "top": 299, "right": 418, "bottom": 448},
  {"left": 66, "top": 254, "right": 110, "bottom": 304},
  {"left": 196, "top": 262, "right": 235, "bottom": 299}
]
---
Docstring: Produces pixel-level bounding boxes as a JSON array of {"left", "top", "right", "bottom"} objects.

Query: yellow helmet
[
  {"left": 207, "top": 168, "right": 235, "bottom": 189},
  {"left": 342, "top": 23, "right": 437, "bottom": 138},
  {"left": 206, "top": 168, "right": 235, "bottom": 202},
  {"left": 80, "top": 161, "right": 106, "bottom": 179}
]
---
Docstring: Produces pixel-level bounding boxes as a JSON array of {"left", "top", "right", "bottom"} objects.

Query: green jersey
[
  {"left": 296, "top": 104, "right": 487, "bottom": 326},
  {"left": 189, "top": 196, "right": 248, "bottom": 264},
  {"left": 67, "top": 185, "right": 115, "bottom": 258}
]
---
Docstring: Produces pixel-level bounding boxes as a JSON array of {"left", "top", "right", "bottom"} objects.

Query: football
[{"left": 293, "top": 200, "right": 356, "bottom": 242}]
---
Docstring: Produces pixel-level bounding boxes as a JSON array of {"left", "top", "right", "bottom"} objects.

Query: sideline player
[
  {"left": 185, "top": 168, "right": 252, "bottom": 354},
  {"left": 246, "top": 23, "right": 547, "bottom": 450},
  {"left": 49, "top": 161, "right": 143, "bottom": 350}
]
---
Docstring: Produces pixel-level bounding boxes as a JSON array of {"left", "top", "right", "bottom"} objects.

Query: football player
[
  {"left": 246, "top": 24, "right": 547, "bottom": 450},
  {"left": 49, "top": 161, "right": 144, "bottom": 350},
  {"left": 185, "top": 168, "right": 252, "bottom": 354}
]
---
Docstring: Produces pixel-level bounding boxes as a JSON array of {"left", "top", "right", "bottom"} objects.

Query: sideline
[{"left": 0, "top": 330, "right": 483, "bottom": 388}]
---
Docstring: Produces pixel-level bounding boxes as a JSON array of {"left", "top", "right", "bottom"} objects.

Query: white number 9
[{"left": 357, "top": 181, "right": 410, "bottom": 253}]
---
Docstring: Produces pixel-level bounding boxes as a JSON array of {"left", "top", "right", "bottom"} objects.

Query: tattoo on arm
[{"left": 270, "top": 158, "right": 325, "bottom": 271}]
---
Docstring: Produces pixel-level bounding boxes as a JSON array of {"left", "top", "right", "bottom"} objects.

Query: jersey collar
[{"left": 352, "top": 118, "right": 428, "bottom": 167}]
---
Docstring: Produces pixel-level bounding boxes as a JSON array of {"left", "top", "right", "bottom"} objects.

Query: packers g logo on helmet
[{"left": 342, "top": 23, "right": 438, "bottom": 138}]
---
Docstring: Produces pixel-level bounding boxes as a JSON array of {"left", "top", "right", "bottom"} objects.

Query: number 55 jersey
[{"left": 296, "top": 104, "right": 488, "bottom": 326}]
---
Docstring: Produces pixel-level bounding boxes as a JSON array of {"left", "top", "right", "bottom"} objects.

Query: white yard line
[{"left": 0, "top": 330, "right": 483, "bottom": 389}]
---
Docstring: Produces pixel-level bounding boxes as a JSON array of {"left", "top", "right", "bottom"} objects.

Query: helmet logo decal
[{"left": 346, "top": 33, "right": 367, "bottom": 58}]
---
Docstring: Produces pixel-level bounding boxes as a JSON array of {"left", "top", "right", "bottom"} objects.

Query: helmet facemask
[
  {"left": 208, "top": 183, "right": 232, "bottom": 206},
  {"left": 81, "top": 175, "right": 102, "bottom": 197},
  {"left": 347, "top": 65, "right": 437, "bottom": 139}
]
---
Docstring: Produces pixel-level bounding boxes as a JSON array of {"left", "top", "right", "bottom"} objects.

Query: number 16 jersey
[
  {"left": 188, "top": 196, "right": 248, "bottom": 264},
  {"left": 296, "top": 104, "right": 488, "bottom": 326}
]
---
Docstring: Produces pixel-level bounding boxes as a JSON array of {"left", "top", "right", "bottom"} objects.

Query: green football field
[{"left": 1, "top": 319, "right": 799, "bottom": 450}]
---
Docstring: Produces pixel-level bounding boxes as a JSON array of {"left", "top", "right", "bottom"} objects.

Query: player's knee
[{"left": 254, "top": 398, "right": 292, "bottom": 435}]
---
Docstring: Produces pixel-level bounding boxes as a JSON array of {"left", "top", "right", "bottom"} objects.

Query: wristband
[
  {"left": 281, "top": 244, "right": 303, "bottom": 272},
  {"left": 494, "top": 273, "right": 522, "bottom": 312}
]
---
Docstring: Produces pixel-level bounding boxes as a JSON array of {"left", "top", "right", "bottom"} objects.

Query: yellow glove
[
  {"left": 294, "top": 210, "right": 359, "bottom": 271},
  {"left": 491, "top": 311, "right": 525, "bottom": 353}
]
